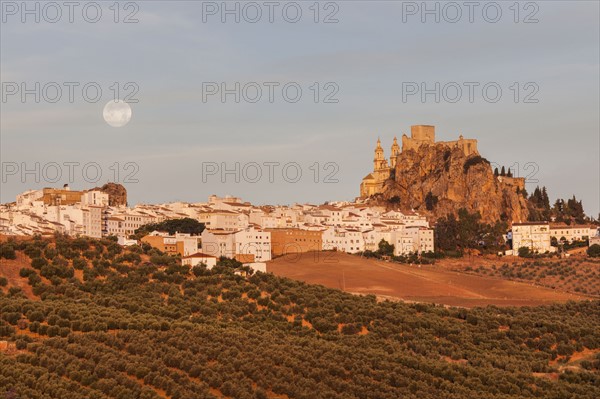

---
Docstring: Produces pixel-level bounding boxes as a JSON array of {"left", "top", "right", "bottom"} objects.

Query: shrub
[
  {"left": 518, "top": 247, "right": 531, "bottom": 258},
  {"left": 73, "top": 258, "right": 87, "bottom": 270},
  {"left": 587, "top": 244, "right": 600, "bottom": 258},
  {"left": 463, "top": 155, "right": 490, "bottom": 173},
  {"left": 31, "top": 257, "right": 48, "bottom": 270},
  {"left": 19, "top": 268, "right": 35, "bottom": 278},
  {"left": 0, "top": 243, "right": 17, "bottom": 259},
  {"left": 23, "top": 245, "right": 42, "bottom": 258}
]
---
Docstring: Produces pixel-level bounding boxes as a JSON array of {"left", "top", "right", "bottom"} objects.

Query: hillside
[
  {"left": 379, "top": 144, "right": 529, "bottom": 223},
  {"left": 266, "top": 252, "right": 592, "bottom": 307},
  {"left": 1, "top": 235, "right": 599, "bottom": 399}
]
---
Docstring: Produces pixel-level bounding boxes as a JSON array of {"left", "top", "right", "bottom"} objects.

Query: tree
[
  {"left": 518, "top": 247, "right": 531, "bottom": 257},
  {"left": 541, "top": 186, "right": 550, "bottom": 209},
  {"left": 425, "top": 191, "right": 438, "bottom": 211},
  {"left": 566, "top": 195, "right": 586, "bottom": 223},
  {"left": 0, "top": 243, "right": 16, "bottom": 260},
  {"left": 133, "top": 218, "right": 205, "bottom": 239},
  {"left": 377, "top": 239, "right": 394, "bottom": 257},
  {"left": 500, "top": 166, "right": 506, "bottom": 176},
  {"left": 435, "top": 214, "right": 460, "bottom": 252},
  {"left": 494, "top": 167, "right": 499, "bottom": 176},
  {"left": 463, "top": 156, "right": 490, "bottom": 173},
  {"left": 529, "top": 186, "right": 550, "bottom": 210},
  {"left": 31, "top": 257, "right": 48, "bottom": 270},
  {"left": 388, "top": 196, "right": 400, "bottom": 204},
  {"left": 587, "top": 244, "right": 600, "bottom": 258},
  {"left": 457, "top": 208, "right": 482, "bottom": 248}
]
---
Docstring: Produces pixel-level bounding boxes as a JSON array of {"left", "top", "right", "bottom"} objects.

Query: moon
[{"left": 103, "top": 100, "right": 132, "bottom": 127}]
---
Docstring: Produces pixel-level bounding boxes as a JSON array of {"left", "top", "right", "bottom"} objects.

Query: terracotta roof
[
  {"left": 512, "top": 221, "right": 549, "bottom": 226},
  {"left": 198, "top": 210, "right": 239, "bottom": 215},
  {"left": 183, "top": 252, "right": 217, "bottom": 259},
  {"left": 224, "top": 202, "right": 251, "bottom": 207},
  {"left": 549, "top": 224, "right": 593, "bottom": 230},
  {"left": 318, "top": 205, "right": 340, "bottom": 211},
  {"left": 206, "top": 229, "right": 239, "bottom": 235}
]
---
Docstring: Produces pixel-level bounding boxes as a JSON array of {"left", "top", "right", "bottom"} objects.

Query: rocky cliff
[
  {"left": 378, "top": 144, "right": 529, "bottom": 223},
  {"left": 85, "top": 183, "right": 127, "bottom": 207}
]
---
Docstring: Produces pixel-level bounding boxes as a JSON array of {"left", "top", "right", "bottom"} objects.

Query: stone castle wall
[
  {"left": 362, "top": 125, "right": 479, "bottom": 198},
  {"left": 401, "top": 125, "right": 478, "bottom": 157},
  {"left": 497, "top": 176, "right": 526, "bottom": 191},
  {"left": 411, "top": 125, "right": 435, "bottom": 142}
]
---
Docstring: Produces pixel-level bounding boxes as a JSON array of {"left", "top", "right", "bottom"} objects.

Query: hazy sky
[{"left": 1, "top": 1, "right": 599, "bottom": 217}]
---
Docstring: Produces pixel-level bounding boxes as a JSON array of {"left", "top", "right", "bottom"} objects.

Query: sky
[{"left": 1, "top": 0, "right": 599, "bottom": 217}]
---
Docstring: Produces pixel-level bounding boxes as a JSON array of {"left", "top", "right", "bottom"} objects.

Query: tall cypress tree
[{"left": 541, "top": 186, "right": 550, "bottom": 209}]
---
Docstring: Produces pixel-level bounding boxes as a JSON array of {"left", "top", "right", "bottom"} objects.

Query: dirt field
[
  {"left": 267, "top": 252, "right": 592, "bottom": 308},
  {"left": 0, "top": 252, "right": 38, "bottom": 299}
]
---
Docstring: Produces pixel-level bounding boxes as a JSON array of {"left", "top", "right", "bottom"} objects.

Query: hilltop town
[
  {"left": 1, "top": 186, "right": 598, "bottom": 267},
  {"left": 1, "top": 126, "right": 598, "bottom": 268},
  {"left": 1, "top": 124, "right": 599, "bottom": 264},
  {"left": 0, "top": 189, "right": 434, "bottom": 262}
]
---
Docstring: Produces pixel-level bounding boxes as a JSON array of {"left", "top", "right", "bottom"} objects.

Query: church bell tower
[
  {"left": 374, "top": 138, "right": 388, "bottom": 171},
  {"left": 390, "top": 137, "right": 400, "bottom": 168}
]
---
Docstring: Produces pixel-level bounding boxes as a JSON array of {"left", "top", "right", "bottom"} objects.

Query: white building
[
  {"left": 182, "top": 252, "right": 218, "bottom": 269},
  {"left": 81, "top": 191, "right": 109, "bottom": 207},
  {"left": 105, "top": 210, "right": 155, "bottom": 237},
  {"left": 117, "top": 236, "right": 138, "bottom": 246},
  {"left": 201, "top": 229, "right": 236, "bottom": 259},
  {"left": 392, "top": 226, "right": 434, "bottom": 256},
  {"left": 82, "top": 206, "right": 104, "bottom": 238},
  {"left": 198, "top": 210, "right": 247, "bottom": 231},
  {"left": 322, "top": 227, "right": 365, "bottom": 253},
  {"left": 234, "top": 227, "right": 272, "bottom": 262},
  {"left": 362, "top": 228, "right": 394, "bottom": 252},
  {"left": 550, "top": 224, "right": 598, "bottom": 243},
  {"left": 201, "top": 227, "right": 271, "bottom": 262},
  {"left": 511, "top": 222, "right": 555, "bottom": 253}
]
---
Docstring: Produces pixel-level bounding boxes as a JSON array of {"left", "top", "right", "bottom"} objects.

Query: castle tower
[
  {"left": 411, "top": 125, "right": 435, "bottom": 143},
  {"left": 374, "top": 138, "right": 388, "bottom": 171},
  {"left": 390, "top": 137, "right": 400, "bottom": 168}
]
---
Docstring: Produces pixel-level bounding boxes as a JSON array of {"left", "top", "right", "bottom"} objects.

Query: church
[
  {"left": 359, "top": 137, "right": 399, "bottom": 198},
  {"left": 360, "top": 125, "right": 479, "bottom": 198}
]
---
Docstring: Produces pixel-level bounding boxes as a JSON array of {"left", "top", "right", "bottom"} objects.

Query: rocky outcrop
[
  {"left": 377, "top": 144, "right": 529, "bottom": 223},
  {"left": 86, "top": 183, "right": 127, "bottom": 207}
]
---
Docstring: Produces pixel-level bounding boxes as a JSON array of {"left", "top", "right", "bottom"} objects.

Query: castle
[{"left": 360, "top": 125, "right": 479, "bottom": 198}]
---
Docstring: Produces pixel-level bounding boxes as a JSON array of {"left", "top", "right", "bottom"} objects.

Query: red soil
[{"left": 267, "top": 252, "right": 592, "bottom": 308}]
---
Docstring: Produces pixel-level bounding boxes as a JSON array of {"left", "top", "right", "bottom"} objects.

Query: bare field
[
  {"left": 267, "top": 252, "right": 592, "bottom": 308},
  {"left": 0, "top": 252, "right": 37, "bottom": 299}
]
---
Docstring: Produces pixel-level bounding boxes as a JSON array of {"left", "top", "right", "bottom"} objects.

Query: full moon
[{"left": 103, "top": 100, "right": 132, "bottom": 127}]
